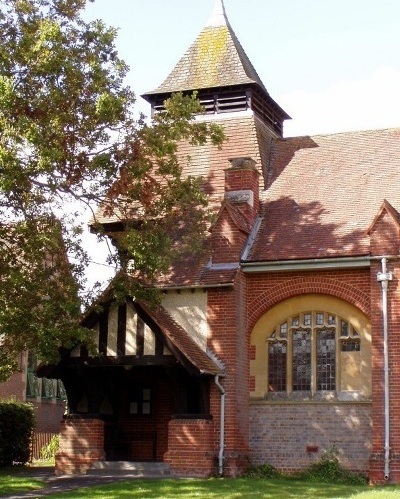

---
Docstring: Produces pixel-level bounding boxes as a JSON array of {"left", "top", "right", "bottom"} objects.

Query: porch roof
[{"left": 135, "top": 300, "right": 223, "bottom": 376}]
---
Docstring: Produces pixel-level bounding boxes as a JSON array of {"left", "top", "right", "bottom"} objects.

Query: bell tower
[{"left": 142, "top": 0, "right": 290, "bottom": 138}]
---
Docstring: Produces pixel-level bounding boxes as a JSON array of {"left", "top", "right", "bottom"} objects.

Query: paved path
[{"left": 1, "top": 467, "right": 161, "bottom": 499}]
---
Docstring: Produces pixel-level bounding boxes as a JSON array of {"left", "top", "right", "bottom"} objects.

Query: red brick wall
[
  {"left": 225, "top": 163, "right": 260, "bottom": 222},
  {"left": 246, "top": 270, "right": 371, "bottom": 333},
  {"left": 250, "top": 402, "right": 372, "bottom": 473},
  {"left": 0, "top": 354, "right": 65, "bottom": 434},
  {"left": 56, "top": 418, "right": 105, "bottom": 475},
  {"left": 0, "top": 363, "right": 25, "bottom": 401},
  {"left": 369, "top": 209, "right": 400, "bottom": 483},
  {"left": 245, "top": 267, "right": 373, "bottom": 475},
  {"left": 211, "top": 210, "right": 249, "bottom": 264},
  {"left": 164, "top": 419, "right": 214, "bottom": 476},
  {"left": 208, "top": 276, "right": 250, "bottom": 476},
  {"left": 31, "top": 400, "right": 65, "bottom": 433}
]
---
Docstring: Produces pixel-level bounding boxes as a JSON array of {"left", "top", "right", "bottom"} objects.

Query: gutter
[{"left": 242, "top": 256, "right": 371, "bottom": 273}]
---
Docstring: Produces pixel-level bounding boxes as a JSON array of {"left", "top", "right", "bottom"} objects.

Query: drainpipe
[
  {"left": 214, "top": 375, "right": 226, "bottom": 476},
  {"left": 377, "top": 257, "right": 393, "bottom": 480}
]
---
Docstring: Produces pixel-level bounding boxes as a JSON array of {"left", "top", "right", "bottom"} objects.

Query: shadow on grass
[
  {"left": 0, "top": 475, "right": 44, "bottom": 496},
  {"left": 38, "top": 477, "right": 372, "bottom": 499}
]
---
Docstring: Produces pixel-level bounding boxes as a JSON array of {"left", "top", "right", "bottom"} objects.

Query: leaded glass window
[
  {"left": 292, "top": 329, "right": 311, "bottom": 391},
  {"left": 268, "top": 341, "right": 287, "bottom": 392},
  {"left": 267, "top": 312, "right": 361, "bottom": 397},
  {"left": 317, "top": 328, "right": 336, "bottom": 390}
]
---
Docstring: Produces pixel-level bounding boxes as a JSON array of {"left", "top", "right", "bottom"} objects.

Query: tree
[{"left": 0, "top": 0, "right": 224, "bottom": 380}]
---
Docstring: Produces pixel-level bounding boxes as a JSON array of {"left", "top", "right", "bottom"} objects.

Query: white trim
[{"left": 242, "top": 256, "right": 371, "bottom": 273}]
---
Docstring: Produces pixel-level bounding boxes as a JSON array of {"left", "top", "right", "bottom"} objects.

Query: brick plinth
[
  {"left": 55, "top": 418, "right": 105, "bottom": 475},
  {"left": 164, "top": 419, "right": 214, "bottom": 477},
  {"left": 369, "top": 454, "right": 400, "bottom": 484},
  {"left": 250, "top": 401, "right": 372, "bottom": 473}
]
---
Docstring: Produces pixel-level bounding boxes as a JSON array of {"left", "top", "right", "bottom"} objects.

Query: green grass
[
  {"left": 29, "top": 477, "right": 400, "bottom": 499},
  {"left": 0, "top": 473, "right": 44, "bottom": 496}
]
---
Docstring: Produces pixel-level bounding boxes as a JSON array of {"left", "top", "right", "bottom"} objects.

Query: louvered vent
[
  {"left": 151, "top": 87, "right": 286, "bottom": 137},
  {"left": 152, "top": 90, "right": 249, "bottom": 115}
]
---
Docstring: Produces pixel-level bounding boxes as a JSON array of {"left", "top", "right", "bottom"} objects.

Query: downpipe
[
  {"left": 214, "top": 375, "right": 226, "bottom": 476},
  {"left": 377, "top": 257, "right": 393, "bottom": 481}
]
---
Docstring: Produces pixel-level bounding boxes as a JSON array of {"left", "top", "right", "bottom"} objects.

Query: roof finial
[{"left": 206, "top": 0, "right": 228, "bottom": 27}]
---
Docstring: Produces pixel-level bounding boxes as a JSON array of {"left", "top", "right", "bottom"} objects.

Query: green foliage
[
  {"left": 0, "top": 399, "right": 35, "bottom": 467},
  {"left": 244, "top": 462, "right": 281, "bottom": 479},
  {"left": 39, "top": 434, "right": 59, "bottom": 461},
  {"left": 244, "top": 448, "right": 367, "bottom": 486},
  {"left": 0, "top": 1, "right": 224, "bottom": 379},
  {"left": 295, "top": 447, "right": 368, "bottom": 485}
]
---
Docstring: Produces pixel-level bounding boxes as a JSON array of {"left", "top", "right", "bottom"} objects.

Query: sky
[
  {"left": 80, "top": 0, "right": 400, "bottom": 288},
  {"left": 82, "top": 0, "right": 400, "bottom": 136}
]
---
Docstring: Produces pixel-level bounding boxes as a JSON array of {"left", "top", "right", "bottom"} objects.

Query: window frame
[
  {"left": 267, "top": 311, "right": 360, "bottom": 398},
  {"left": 250, "top": 295, "right": 371, "bottom": 401}
]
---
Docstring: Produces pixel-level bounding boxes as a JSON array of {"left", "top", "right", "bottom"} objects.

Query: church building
[{"left": 48, "top": 0, "right": 400, "bottom": 484}]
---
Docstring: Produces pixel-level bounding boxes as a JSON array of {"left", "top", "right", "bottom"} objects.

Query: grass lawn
[
  {"left": 29, "top": 477, "right": 400, "bottom": 499},
  {"left": 0, "top": 472, "right": 44, "bottom": 496}
]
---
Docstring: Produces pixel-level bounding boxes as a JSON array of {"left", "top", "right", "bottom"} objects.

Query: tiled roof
[
  {"left": 219, "top": 200, "right": 252, "bottom": 234},
  {"left": 176, "top": 114, "right": 270, "bottom": 201},
  {"left": 93, "top": 114, "right": 267, "bottom": 225},
  {"left": 143, "top": 1, "right": 267, "bottom": 97},
  {"left": 153, "top": 238, "right": 238, "bottom": 289},
  {"left": 367, "top": 199, "right": 400, "bottom": 234},
  {"left": 248, "top": 128, "right": 400, "bottom": 261},
  {"left": 136, "top": 300, "right": 223, "bottom": 375}
]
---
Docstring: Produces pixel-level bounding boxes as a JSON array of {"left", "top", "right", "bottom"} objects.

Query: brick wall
[
  {"left": 246, "top": 269, "right": 371, "bottom": 333},
  {"left": 31, "top": 400, "right": 65, "bottom": 433},
  {"left": 245, "top": 267, "right": 374, "bottom": 477},
  {"left": 164, "top": 419, "right": 214, "bottom": 476},
  {"left": 0, "top": 362, "right": 25, "bottom": 401},
  {"left": 208, "top": 278, "right": 250, "bottom": 476},
  {"left": 369, "top": 207, "right": 400, "bottom": 483},
  {"left": 0, "top": 353, "right": 65, "bottom": 434},
  {"left": 56, "top": 418, "right": 105, "bottom": 475},
  {"left": 211, "top": 210, "right": 249, "bottom": 264},
  {"left": 249, "top": 401, "right": 372, "bottom": 473}
]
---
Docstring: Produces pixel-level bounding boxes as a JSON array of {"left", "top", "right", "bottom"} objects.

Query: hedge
[{"left": 0, "top": 399, "right": 35, "bottom": 466}]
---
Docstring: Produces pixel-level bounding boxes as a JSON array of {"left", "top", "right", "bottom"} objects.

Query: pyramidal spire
[
  {"left": 142, "top": 0, "right": 290, "bottom": 136},
  {"left": 206, "top": 0, "right": 228, "bottom": 27},
  {"left": 143, "top": 0, "right": 267, "bottom": 97}
]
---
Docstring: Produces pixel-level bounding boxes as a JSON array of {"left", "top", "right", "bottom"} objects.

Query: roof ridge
[{"left": 283, "top": 126, "right": 400, "bottom": 141}]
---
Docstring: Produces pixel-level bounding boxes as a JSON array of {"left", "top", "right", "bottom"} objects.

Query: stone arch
[{"left": 248, "top": 276, "right": 370, "bottom": 334}]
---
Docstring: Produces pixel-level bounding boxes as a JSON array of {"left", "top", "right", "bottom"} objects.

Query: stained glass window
[
  {"left": 268, "top": 341, "right": 287, "bottom": 392},
  {"left": 317, "top": 328, "right": 336, "bottom": 390},
  {"left": 266, "top": 312, "right": 362, "bottom": 397},
  {"left": 292, "top": 329, "right": 311, "bottom": 391},
  {"left": 341, "top": 339, "right": 360, "bottom": 352}
]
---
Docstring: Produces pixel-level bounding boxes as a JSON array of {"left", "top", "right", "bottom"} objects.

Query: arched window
[{"left": 267, "top": 311, "right": 360, "bottom": 398}]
